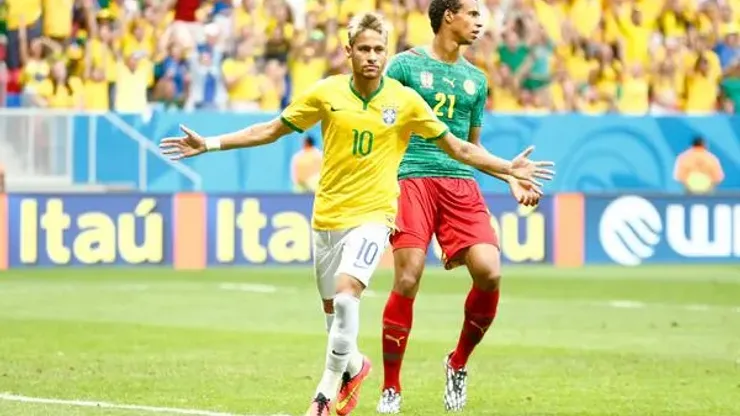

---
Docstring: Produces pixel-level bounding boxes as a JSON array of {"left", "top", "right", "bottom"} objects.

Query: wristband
[{"left": 205, "top": 138, "right": 222, "bottom": 152}]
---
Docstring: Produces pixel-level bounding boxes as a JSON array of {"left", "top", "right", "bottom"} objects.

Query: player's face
[
  {"left": 447, "top": 0, "right": 482, "bottom": 45},
  {"left": 346, "top": 29, "right": 388, "bottom": 80}
]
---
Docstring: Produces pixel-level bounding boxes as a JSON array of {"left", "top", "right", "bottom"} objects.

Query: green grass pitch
[{"left": 0, "top": 266, "right": 738, "bottom": 416}]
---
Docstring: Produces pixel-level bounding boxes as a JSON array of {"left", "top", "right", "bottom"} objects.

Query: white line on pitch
[
  {"left": 0, "top": 393, "right": 291, "bottom": 416},
  {"left": 218, "top": 283, "right": 279, "bottom": 294},
  {"left": 607, "top": 300, "right": 646, "bottom": 309}
]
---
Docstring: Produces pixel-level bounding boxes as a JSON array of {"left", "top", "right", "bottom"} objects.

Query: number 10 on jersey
[{"left": 352, "top": 129, "right": 374, "bottom": 157}]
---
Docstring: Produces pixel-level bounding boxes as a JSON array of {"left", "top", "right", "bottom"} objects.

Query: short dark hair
[
  {"left": 305, "top": 136, "right": 316, "bottom": 147},
  {"left": 692, "top": 137, "right": 705, "bottom": 147},
  {"left": 429, "top": 0, "right": 463, "bottom": 34}
]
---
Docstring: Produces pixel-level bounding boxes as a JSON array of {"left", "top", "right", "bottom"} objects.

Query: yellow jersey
[{"left": 280, "top": 75, "right": 449, "bottom": 231}]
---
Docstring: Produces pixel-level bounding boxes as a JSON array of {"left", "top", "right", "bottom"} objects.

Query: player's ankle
[
  {"left": 383, "top": 384, "right": 401, "bottom": 393},
  {"left": 448, "top": 352, "right": 466, "bottom": 371}
]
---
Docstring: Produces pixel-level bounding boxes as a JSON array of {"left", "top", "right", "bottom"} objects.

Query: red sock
[
  {"left": 381, "top": 291, "right": 414, "bottom": 392},
  {"left": 449, "top": 286, "right": 500, "bottom": 370}
]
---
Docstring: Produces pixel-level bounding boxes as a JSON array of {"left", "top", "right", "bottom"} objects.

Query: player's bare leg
[
  {"left": 377, "top": 247, "right": 426, "bottom": 413},
  {"left": 443, "top": 243, "right": 502, "bottom": 412},
  {"left": 307, "top": 275, "right": 370, "bottom": 416}
]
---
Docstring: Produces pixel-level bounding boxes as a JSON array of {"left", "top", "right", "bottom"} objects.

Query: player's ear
[
  {"left": 345, "top": 44, "right": 352, "bottom": 59},
  {"left": 444, "top": 9, "right": 454, "bottom": 24}
]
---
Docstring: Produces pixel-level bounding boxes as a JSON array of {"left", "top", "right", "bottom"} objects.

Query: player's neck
[
  {"left": 430, "top": 34, "right": 461, "bottom": 64},
  {"left": 351, "top": 75, "right": 382, "bottom": 100}
]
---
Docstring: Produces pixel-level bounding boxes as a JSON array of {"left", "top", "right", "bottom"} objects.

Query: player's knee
[
  {"left": 335, "top": 273, "right": 365, "bottom": 297},
  {"left": 393, "top": 249, "right": 425, "bottom": 297},
  {"left": 473, "top": 272, "right": 501, "bottom": 292},
  {"left": 393, "top": 269, "right": 422, "bottom": 297}
]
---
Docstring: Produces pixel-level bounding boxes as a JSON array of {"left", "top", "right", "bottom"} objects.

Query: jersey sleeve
[
  {"left": 471, "top": 76, "right": 488, "bottom": 128},
  {"left": 280, "top": 81, "right": 324, "bottom": 133},
  {"left": 403, "top": 88, "right": 449, "bottom": 141},
  {"left": 385, "top": 55, "right": 408, "bottom": 85}
]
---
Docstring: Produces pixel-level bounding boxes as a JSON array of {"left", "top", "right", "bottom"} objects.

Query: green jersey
[{"left": 386, "top": 46, "right": 489, "bottom": 179}]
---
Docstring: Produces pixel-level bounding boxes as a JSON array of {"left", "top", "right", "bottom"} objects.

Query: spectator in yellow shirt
[
  {"left": 338, "top": 0, "right": 375, "bottom": 25},
  {"left": 685, "top": 56, "right": 719, "bottom": 113},
  {"left": 115, "top": 53, "right": 149, "bottom": 113},
  {"left": 259, "top": 59, "right": 287, "bottom": 111},
  {"left": 18, "top": 26, "right": 52, "bottom": 96},
  {"left": 618, "top": 63, "right": 650, "bottom": 114},
  {"left": 42, "top": 0, "right": 74, "bottom": 42},
  {"left": 33, "top": 59, "right": 83, "bottom": 109},
  {"left": 83, "top": 65, "right": 110, "bottom": 111},
  {"left": 490, "top": 65, "right": 522, "bottom": 112},
  {"left": 222, "top": 40, "right": 261, "bottom": 111},
  {"left": 6, "top": 0, "right": 43, "bottom": 70},
  {"left": 686, "top": 35, "right": 722, "bottom": 83},
  {"left": 578, "top": 85, "right": 612, "bottom": 114},
  {"left": 548, "top": 60, "right": 576, "bottom": 112},
  {"left": 404, "top": 0, "right": 434, "bottom": 48},
  {"left": 289, "top": 38, "right": 327, "bottom": 100},
  {"left": 650, "top": 61, "right": 681, "bottom": 114},
  {"left": 614, "top": 5, "right": 651, "bottom": 66},
  {"left": 87, "top": 22, "right": 119, "bottom": 86}
]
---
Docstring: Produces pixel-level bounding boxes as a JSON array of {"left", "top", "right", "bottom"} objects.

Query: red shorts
[{"left": 390, "top": 177, "right": 499, "bottom": 269}]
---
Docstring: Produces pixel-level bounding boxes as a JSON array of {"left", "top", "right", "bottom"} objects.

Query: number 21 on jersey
[{"left": 433, "top": 92, "right": 456, "bottom": 119}]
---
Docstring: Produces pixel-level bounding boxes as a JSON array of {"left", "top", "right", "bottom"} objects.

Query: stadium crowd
[{"left": 3, "top": 0, "right": 740, "bottom": 114}]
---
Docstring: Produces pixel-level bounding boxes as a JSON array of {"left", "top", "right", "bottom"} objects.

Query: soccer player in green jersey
[{"left": 378, "top": 0, "right": 544, "bottom": 413}]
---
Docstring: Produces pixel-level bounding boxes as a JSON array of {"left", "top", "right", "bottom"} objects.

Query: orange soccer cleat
[{"left": 334, "top": 356, "right": 372, "bottom": 415}]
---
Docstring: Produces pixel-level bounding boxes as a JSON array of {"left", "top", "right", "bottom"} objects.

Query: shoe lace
[
  {"left": 316, "top": 396, "right": 330, "bottom": 414},
  {"left": 452, "top": 369, "right": 467, "bottom": 391},
  {"left": 382, "top": 388, "right": 396, "bottom": 401}
]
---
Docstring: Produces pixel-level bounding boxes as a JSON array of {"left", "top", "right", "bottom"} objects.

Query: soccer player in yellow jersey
[{"left": 160, "top": 12, "right": 554, "bottom": 416}]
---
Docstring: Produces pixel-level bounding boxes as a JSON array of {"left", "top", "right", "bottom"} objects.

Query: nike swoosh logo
[
  {"left": 330, "top": 106, "right": 342, "bottom": 112},
  {"left": 335, "top": 372, "right": 364, "bottom": 411}
]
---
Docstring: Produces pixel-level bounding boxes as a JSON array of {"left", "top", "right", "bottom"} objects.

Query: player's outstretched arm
[
  {"left": 159, "top": 119, "right": 294, "bottom": 160},
  {"left": 435, "top": 134, "right": 555, "bottom": 186},
  {"left": 402, "top": 86, "right": 554, "bottom": 186},
  {"left": 469, "top": 128, "right": 541, "bottom": 206}
]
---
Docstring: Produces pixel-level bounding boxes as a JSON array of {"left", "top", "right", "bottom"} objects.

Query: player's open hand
[
  {"left": 509, "top": 178, "right": 542, "bottom": 207},
  {"left": 159, "top": 125, "right": 207, "bottom": 160},
  {"left": 510, "top": 145, "right": 555, "bottom": 187}
]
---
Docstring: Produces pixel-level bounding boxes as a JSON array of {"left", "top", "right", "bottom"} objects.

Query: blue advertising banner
[
  {"left": 206, "top": 194, "right": 315, "bottom": 266},
  {"left": 585, "top": 195, "right": 740, "bottom": 265},
  {"left": 205, "top": 194, "right": 554, "bottom": 266},
  {"left": 8, "top": 194, "right": 174, "bottom": 267},
  {"left": 71, "top": 113, "right": 740, "bottom": 194}
]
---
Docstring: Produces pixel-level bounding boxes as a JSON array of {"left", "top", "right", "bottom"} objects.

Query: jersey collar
[
  {"left": 349, "top": 76, "right": 385, "bottom": 110},
  {"left": 419, "top": 46, "right": 463, "bottom": 66}
]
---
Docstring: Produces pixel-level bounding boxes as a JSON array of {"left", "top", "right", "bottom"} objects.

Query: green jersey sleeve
[{"left": 471, "top": 77, "right": 488, "bottom": 128}]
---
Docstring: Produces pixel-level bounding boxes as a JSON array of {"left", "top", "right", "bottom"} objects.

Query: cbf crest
[
  {"left": 420, "top": 71, "right": 434, "bottom": 89},
  {"left": 382, "top": 106, "right": 398, "bottom": 125}
]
